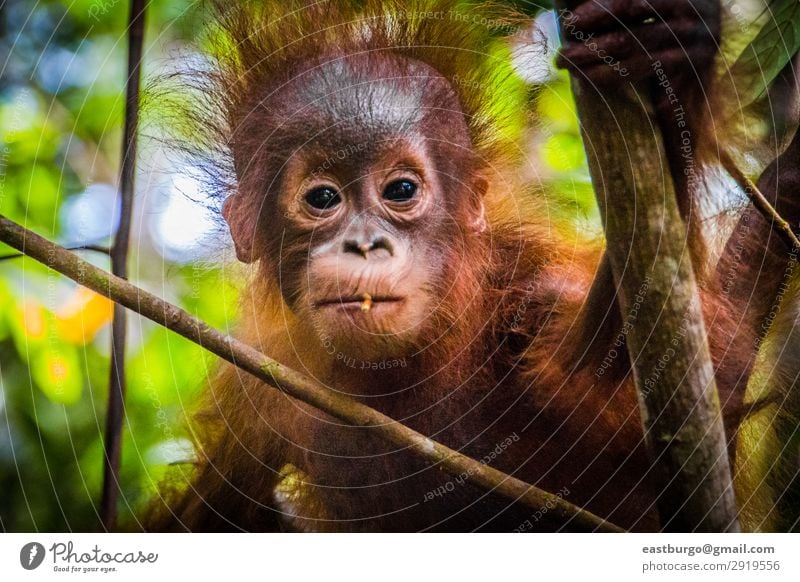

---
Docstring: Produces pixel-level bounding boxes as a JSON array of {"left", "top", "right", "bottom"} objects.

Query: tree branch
[
  {"left": 101, "top": 0, "right": 147, "bottom": 531},
  {"left": 0, "top": 244, "right": 110, "bottom": 261},
  {"left": 0, "top": 214, "right": 624, "bottom": 533},
  {"left": 720, "top": 149, "right": 800, "bottom": 252},
  {"left": 555, "top": 3, "right": 739, "bottom": 532}
]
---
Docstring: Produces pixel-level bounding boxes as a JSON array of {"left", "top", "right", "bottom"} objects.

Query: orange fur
[{"left": 145, "top": 0, "right": 800, "bottom": 532}]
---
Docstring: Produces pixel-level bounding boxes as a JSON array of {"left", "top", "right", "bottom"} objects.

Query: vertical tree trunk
[
  {"left": 555, "top": 4, "right": 739, "bottom": 531},
  {"left": 100, "top": 0, "right": 146, "bottom": 531}
]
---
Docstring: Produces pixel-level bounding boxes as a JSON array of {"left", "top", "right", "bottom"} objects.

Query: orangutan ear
[
  {"left": 469, "top": 176, "right": 488, "bottom": 234},
  {"left": 222, "top": 193, "right": 262, "bottom": 263}
]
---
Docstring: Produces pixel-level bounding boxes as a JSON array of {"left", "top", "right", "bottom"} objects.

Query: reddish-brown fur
[{"left": 146, "top": 0, "right": 800, "bottom": 532}]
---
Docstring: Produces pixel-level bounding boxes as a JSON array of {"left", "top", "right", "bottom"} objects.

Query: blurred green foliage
[
  {"left": 0, "top": 0, "right": 234, "bottom": 531},
  {"left": 0, "top": 0, "right": 593, "bottom": 532}
]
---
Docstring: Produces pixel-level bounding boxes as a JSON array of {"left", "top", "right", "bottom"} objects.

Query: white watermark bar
[{"left": 0, "top": 533, "right": 796, "bottom": 580}]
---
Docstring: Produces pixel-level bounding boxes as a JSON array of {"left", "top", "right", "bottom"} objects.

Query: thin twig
[
  {"left": 720, "top": 150, "right": 800, "bottom": 251},
  {"left": 0, "top": 244, "right": 110, "bottom": 261},
  {"left": 101, "top": 0, "right": 147, "bottom": 532},
  {"left": 0, "top": 214, "right": 624, "bottom": 533}
]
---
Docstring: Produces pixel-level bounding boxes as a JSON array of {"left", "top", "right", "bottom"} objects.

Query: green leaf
[{"left": 729, "top": 0, "right": 800, "bottom": 106}]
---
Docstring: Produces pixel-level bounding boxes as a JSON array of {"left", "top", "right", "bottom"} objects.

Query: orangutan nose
[{"left": 342, "top": 234, "right": 395, "bottom": 259}]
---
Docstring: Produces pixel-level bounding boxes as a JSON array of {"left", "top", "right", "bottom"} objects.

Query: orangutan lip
[{"left": 315, "top": 296, "right": 404, "bottom": 308}]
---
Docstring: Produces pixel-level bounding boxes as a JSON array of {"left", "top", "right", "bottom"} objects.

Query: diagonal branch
[
  {"left": 0, "top": 214, "right": 624, "bottom": 533},
  {"left": 720, "top": 149, "right": 800, "bottom": 252},
  {"left": 0, "top": 244, "right": 110, "bottom": 261}
]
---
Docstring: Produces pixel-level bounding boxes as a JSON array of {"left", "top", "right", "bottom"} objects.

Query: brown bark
[
  {"left": 556, "top": 3, "right": 739, "bottom": 532},
  {"left": 0, "top": 214, "right": 624, "bottom": 533}
]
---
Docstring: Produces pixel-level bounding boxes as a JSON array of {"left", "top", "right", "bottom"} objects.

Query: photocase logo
[{"left": 20, "top": 542, "right": 46, "bottom": 570}]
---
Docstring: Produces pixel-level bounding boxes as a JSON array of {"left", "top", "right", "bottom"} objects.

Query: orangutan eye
[
  {"left": 305, "top": 186, "right": 341, "bottom": 210},
  {"left": 382, "top": 179, "right": 417, "bottom": 203}
]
